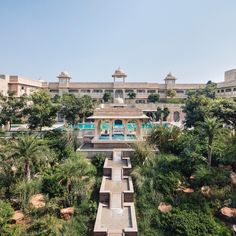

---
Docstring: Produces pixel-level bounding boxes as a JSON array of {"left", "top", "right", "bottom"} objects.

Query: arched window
[{"left": 173, "top": 111, "right": 180, "bottom": 122}]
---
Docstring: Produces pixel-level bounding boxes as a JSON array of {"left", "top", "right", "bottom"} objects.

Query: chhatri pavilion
[{"left": 87, "top": 98, "right": 148, "bottom": 149}]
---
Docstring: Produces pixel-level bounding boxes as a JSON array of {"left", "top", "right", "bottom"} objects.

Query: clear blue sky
[{"left": 1, "top": 0, "right": 236, "bottom": 83}]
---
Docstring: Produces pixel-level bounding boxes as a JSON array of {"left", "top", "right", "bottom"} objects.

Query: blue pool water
[
  {"left": 74, "top": 123, "right": 155, "bottom": 130},
  {"left": 99, "top": 134, "right": 136, "bottom": 140}
]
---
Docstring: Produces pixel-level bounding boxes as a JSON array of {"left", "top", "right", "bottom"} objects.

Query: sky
[{"left": 0, "top": 0, "right": 236, "bottom": 84}]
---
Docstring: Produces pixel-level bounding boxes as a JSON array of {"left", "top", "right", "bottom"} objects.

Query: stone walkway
[{"left": 93, "top": 150, "right": 138, "bottom": 236}]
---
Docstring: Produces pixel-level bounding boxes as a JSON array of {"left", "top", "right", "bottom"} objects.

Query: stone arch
[
  {"left": 115, "top": 89, "right": 124, "bottom": 98},
  {"left": 173, "top": 111, "right": 180, "bottom": 122}
]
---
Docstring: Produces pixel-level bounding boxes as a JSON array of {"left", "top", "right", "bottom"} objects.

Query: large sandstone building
[{"left": 1, "top": 68, "right": 236, "bottom": 102}]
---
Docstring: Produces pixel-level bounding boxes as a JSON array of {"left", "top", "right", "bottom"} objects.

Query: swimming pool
[
  {"left": 74, "top": 123, "right": 155, "bottom": 130},
  {"left": 99, "top": 134, "right": 136, "bottom": 140}
]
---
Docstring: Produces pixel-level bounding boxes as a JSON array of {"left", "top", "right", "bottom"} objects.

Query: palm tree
[
  {"left": 56, "top": 154, "right": 96, "bottom": 206},
  {"left": 197, "top": 117, "right": 223, "bottom": 167},
  {"left": 7, "top": 135, "right": 52, "bottom": 182},
  {"left": 147, "top": 125, "right": 181, "bottom": 152}
]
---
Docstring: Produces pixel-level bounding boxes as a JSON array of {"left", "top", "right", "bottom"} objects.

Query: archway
[
  {"left": 115, "top": 90, "right": 124, "bottom": 98},
  {"left": 173, "top": 111, "right": 180, "bottom": 122}
]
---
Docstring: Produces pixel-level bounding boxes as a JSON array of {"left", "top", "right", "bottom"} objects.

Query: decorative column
[
  {"left": 94, "top": 120, "right": 98, "bottom": 140},
  {"left": 109, "top": 119, "right": 113, "bottom": 140},
  {"left": 123, "top": 119, "right": 127, "bottom": 140},
  {"left": 137, "top": 120, "right": 142, "bottom": 140}
]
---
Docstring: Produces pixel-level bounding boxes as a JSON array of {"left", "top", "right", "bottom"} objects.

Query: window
[
  {"left": 147, "top": 90, "right": 156, "bottom": 93},
  {"left": 226, "top": 88, "right": 232, "bottom": 92},
  {"left": 176, "top": 90, "right": 184, "bottom": 93},
  {"left": 221, "top": 89, "right": 224, "bottom": 93},
  {"left": 105, "top": 90, "right": 113, "bottom": 93},
  {"left": 21, "top": 86, "right": 25, "bottom": 90},
  {"left": 69, "top": 89, "right": 78, "bottom": 93},
  {"left": 217, "top": 90, "right": 220, "bottom": 93},
  {"left": 125, "top": 89, "right": 134, "bottom": 93},
  {"left": 137, "top": 90, "right": 145, "bottom": 93},
  {"left": 135, "top": 100, "right": 146, "bottom": 104},
  {"left": 158, "top": 90, "right": 165, "bottom": 93},
  {"left": 49, "top": 89, "right": 59, "bottom": 93},
  {"left": 93, "top": 89, "right": 103, "bottom": 93},
  {"left": 81, "top": 89, "right": 90, "bottom": 93},
  {"left": 233, "top": 88, "right": 236, "bottom": 91}
]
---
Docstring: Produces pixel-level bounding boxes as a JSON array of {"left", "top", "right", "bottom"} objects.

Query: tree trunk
[
  {"left": 208, "top": 136, "right": 213, "bottom": 167},
  {"left": 26, "top": 161, "right": 31, "bottom": 182}
]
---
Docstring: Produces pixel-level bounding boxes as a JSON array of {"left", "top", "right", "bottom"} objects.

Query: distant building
[
  {"left": 0, "top": 74, "right": 43, "bottom": 97},
  {"left": 216, "top": 69, "right": 236, "bottom": 98},
  {"left": 43, "top": 68, "right": 205, "bottom": 103},
  {"left": 1, "top": 68, "right": 236, "bottom": 101}
]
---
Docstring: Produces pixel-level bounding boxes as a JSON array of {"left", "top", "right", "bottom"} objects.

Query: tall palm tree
[
  {"left": 7, "top": 135, "right": 52, "bottom": 182},
  {"left": 56, "top": 154, "right": 96, "bottom": 206},
  {"left": 197, "top": 117, "right": 223, "bottom": 167}
]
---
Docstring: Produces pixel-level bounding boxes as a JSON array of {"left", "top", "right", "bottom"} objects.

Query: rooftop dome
[
  {"left": 58, "top": 71, "right": 70, "bottom": 78},
  {"left": 112, "top": 67, "right": 127, "bottom": 77},
  {"left": 165, "top": 72, "right": 176, "bottom": 80}
]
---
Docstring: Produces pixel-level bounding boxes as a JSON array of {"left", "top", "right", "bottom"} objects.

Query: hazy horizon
[{"left": 1, "top": 0, "right": 236, "bottom": 84}]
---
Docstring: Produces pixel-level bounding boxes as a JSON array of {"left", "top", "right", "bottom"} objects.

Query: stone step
[
  {"left": 110, "top": 193, "right": 122, "bottom": 209},
  {"left": 112, "top": 167, "right": 122, "bottom": 181}
]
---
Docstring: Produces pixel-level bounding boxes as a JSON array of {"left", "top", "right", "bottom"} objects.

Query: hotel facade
[{"left": 1, "top": 68, "right": 236, "bottom": 102}]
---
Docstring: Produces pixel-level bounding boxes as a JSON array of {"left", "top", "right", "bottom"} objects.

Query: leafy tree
[
  {"left": 102, "top": 92, "right": 113, "bottom": 103},
  {"left": 183, "top": 94, "right": 212, "bottom": 127},
  {"left": 210, "top": 98, "right": 236, "bottom": 126},
  {"left": 60, "top": 93, "right": 80, "bottom": 125},
  {"left": 160, "top": 208, "right": 230, "bottom": 236},
  {"left": 167, "top": 89, "right": 177, "bottom": 98},
  {"left": 204, "top": 80, "right": 217, "bottom": 99},
  {"left": 154, "top": 107, "right": 170, "bottom": 124},
  {"left": 0, "top": 200, "right": 14, "bottom": 227},
  {"left": 78, "top": 95, "right": 95, "bottom": 122},
  {"left": 24, "top": 90, "right": 58, "bottom": 130},
  {"left": 7, "top": 135, "right": 52, "bottom": 182},
  {"left": 147, "top": 93, "right": 160, "bottom": 103},
  {"left": 52, "top": 94, "right": 61, "bottom": 103},
  {"left": 148, "top": 125, "right": 181, "bottom": 152},
  {"left": 197, "top": 117, "right": 223, "bottom": 167},
  {"left": 127, "top": 91, "right": 137, "bottom": 99},
  {"left": 0, "top": 91, "right": 26, "bottom": 130}
]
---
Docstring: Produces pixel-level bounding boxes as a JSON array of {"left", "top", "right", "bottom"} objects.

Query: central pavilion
[{"left": 87, "top": 98, "right": 149, "bottom": 148}]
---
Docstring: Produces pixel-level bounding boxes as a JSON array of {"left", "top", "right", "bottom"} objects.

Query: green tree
[
  {"left": 0, "top": 91, "right": 26, "bottom": 130},
  {"left": 204, "top": 80, "right": 217, "bottom": 99},
  {"left": 102, "top": 92, "right": 113, "bottom": 103},
  {"left": 7, "top": 135, "right": 52, "bottom": 182},
  {"left": 197, "top": 117, "right": 223, "bottom": 167},
  {"left": 210, "top": 98, "right": 236, "bottom": 126},
  {"left": 183, "top": 94, "right": 212, "bottom": 128},
  {"left": 78, "top": 95, "right": 95, "bottom": 122},
  {"left": 155, "top": 107, "right": 170, "bottom": 124},
  {"left": 0, "top": 200, "right": 14, "bottom": 227},
  {"left": 127, "top": 91, "right": 137, "bottom": 99},
  {"left": 60, "top": 93, "right": 80, "bottom": 125},
  {"left": 56, "top": 153, "right": 96, "bottom": 205},
  {"left": 147, "top": 93, "right": 160, "bottom": 103},
  {"left": 24, "top": 90, "right": 58, "bottom": 130},
  {"left": 148, "top": 125, "right": 181, "bottom": 152},
  {"left": 166, "top": 89, "right": 177, "bottom": 98}
]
